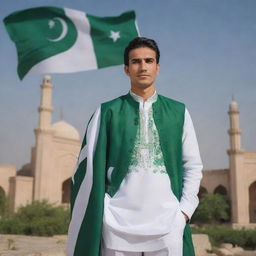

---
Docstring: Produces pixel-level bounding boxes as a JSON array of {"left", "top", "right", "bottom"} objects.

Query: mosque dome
[{"left": 52, "top": 121, "right": 80, "bottom": 140}]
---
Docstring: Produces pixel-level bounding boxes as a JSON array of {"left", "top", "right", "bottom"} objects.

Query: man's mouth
[{"left": 137, "top": 74, "right": 149, "bottom": 77}]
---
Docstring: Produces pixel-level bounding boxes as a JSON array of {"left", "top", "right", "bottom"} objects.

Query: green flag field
[{"left": 4, "top": 7, "right": 139, "bottom": 79}]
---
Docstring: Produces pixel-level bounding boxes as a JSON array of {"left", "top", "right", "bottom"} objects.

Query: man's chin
[{"left": 133, "top": 81, "right": 153, "bottom": 89}]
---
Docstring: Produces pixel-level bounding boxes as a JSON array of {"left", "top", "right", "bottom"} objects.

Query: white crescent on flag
[{"left": 48, "top": 17, "right": 68, "bottom": 42}]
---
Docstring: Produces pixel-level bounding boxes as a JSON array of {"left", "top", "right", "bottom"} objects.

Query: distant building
[
  {"left": 0, "top": 76, "right": 80, "bottom": 212},
  {"left": 0, "top": 76, "right": 255, "bottom": 228},
  {"left": 201, "top": 99, "right": 256, "bottom": 228}
]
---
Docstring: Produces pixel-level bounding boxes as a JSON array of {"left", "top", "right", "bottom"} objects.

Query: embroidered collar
[{"left": 129, "top": 90, "right": 158, "bottom": 104}]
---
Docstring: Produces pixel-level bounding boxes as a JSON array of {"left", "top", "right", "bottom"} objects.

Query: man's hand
[{"left": 181, "top": 211, "right": 189, "bottom": 222}]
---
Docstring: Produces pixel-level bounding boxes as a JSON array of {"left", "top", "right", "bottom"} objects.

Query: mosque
[
  {"left": 0, "top": 75, "right": 255, "bottom": 228},
  {"left": 0, "top": 76, "right": 80, "bottom": 212}
]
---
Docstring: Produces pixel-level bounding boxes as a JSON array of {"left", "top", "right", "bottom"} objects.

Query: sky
[{"left": 0, "top": 0, "right": 255, "bottom": 171}]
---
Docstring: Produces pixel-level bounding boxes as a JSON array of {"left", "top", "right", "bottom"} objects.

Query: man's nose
[{"left": 139, "top": 60, "right": 147, "bottom": 71}]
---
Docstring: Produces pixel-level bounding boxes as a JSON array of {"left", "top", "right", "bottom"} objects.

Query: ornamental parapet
[
  {"left": 228, "top": 129, "right": 242, "bottom": 135},
  {"left": 227, "top": 149, "right": 245, "bottom": 155},
  {"left": 228, "top": 109, "right": 239, "bottom": 115},
  {"left": 40, "top": 82, "right": 52, "bottom": 89},
  {"left": 38, "top": 106, "right": 53, "bottom": 112},
  {"left": 34, "top": 127, "right": 54, "bottom": 135}
]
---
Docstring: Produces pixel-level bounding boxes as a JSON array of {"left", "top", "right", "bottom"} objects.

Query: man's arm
[{"left": 179, "top": 108, "right": 203, "bottom": 221}]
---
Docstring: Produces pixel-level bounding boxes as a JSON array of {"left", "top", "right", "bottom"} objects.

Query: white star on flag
[
  {"left": 48, "top": 20, "right": 55, "bottom": 28},
  {"left": 4, "top": 7, "right": 139, "bottom": 80},
  {"left": 109, "top": 30, "right": 120, "bottom": 42}
]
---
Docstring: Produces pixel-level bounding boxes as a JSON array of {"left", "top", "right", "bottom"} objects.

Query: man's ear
[
  {"left": 124, "top": 65, "right": 129, "bottom": 76},
  {"left": 156, "top": 64, "right": 160, "bottom": 75}
]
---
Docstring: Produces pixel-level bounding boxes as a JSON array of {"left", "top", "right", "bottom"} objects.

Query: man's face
[{"left": 124, "top": 47, "right": 160, "bottom": 90}]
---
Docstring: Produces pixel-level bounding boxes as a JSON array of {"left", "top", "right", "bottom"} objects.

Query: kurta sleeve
[{"left": 179, "top": 108, "right": 203, "bottom": 219}]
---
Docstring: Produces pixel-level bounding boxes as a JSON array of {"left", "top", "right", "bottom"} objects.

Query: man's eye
[
  {"left": 146, "top": 58, "right": 154, "bottom": 63},
  {"left": 131, "top": 59, "right": 140, "bottom": 64}
]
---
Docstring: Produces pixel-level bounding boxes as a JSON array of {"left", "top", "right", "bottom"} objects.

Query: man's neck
[{"left": 130, "top": 86, "right": 156, "bottom": 101}]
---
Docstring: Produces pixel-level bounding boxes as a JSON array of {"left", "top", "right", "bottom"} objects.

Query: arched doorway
[
  {"left": 214, "top": 185, "right": 227, "bottom": 196},
  {"left": 0, "top": 186, "right": 7, "bottom": 218},
  {"left": 249, "top": 181, "right": 256, "bottom": 223},
  {"left": 0, "top": 186, "right": 5, "bottom": 205},
  {"left": 198, "top": 186, "right": 208, "bottom": 199},
  {"left": 62, "top": 178, "right": 71, "bottom": 204},
  {"left": 0, "top": 186, "right": 5, "bottom": 198}
]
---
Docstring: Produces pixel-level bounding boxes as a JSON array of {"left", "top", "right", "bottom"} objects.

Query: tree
[{"left": 192, "top": 193, "right": 230, "bottom": 224}]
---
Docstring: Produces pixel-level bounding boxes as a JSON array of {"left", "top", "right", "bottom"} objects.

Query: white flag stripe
[
  {"left": 28, "top": 8, "right": 97, "bottom": 75},
  {"left": 71, "top": 107, "right": 99, "bottom": 180},
  {"left": 71, "top": 144, "right": 89, "bottom": 183},
  {"left": 107, "top": 167, "right": 114, "bottom": 182},
  {"left": 67, "top": 107, "right": 101, "bottom": 256},
  {"left": 135, "top": 20, "right": 141, "bottom": 37},
  {"left": 71, "top": 143, "right": 88, "bottom": 183},
  {"left": 78, "top": 144, "right": 88, "bottom": 165},
  {"left": 71, "top": 162, "right": 78, "bottom": 183}
]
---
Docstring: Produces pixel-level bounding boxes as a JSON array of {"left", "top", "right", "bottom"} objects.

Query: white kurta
[{"left": 102, "top": 91, "right": 203, "bottom": 252}]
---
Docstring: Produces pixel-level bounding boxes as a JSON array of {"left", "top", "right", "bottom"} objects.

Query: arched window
[
  {"left": 62, "top": 178, "right": 71, "bottom": 204},
  {"left": 198, "top": 186, "right": 208, "bottom": 199},
  {"left": 0, "top": 186, "right": 6, "bottom": 217},
  {"left": 249, "top": 181, "right": 256, "bottom": 223},
  {"left": 214, "top": 185, "right": 227, "bottom": 196},
  {"left": 0, "top": 187, "right": 5, "bottom": 198}
]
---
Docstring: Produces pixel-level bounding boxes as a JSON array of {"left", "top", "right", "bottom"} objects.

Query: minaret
[
  {"left": 38, "top": 75, "right": 53, "bottom": 130},
  {"left": 228, "top": 100, "right": 242, "bottom": 153},
  {"left": 33, "top": 75, "right": 54, "bottom": 200},
  {"left": 227, "top": 99, "right": 248, "bottom": 225}
]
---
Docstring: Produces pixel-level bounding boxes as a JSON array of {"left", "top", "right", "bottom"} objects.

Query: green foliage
[
  {"left": 192, "top": 226, "right": 256, "bottom": 250},
  {"left": 0, "top": 191, "right": 10, "bottom": 219},
  {"left": 0, "top": 200, "right": 70, "bottom": 236},
  {"left": 0, "top": 217, "right": 26, "bottom": 234},
  {"left": 192, "top": 193, "right": 230, "bottom": 224}
]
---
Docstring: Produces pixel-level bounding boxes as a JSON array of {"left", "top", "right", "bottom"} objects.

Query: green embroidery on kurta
[{"left": 128, "top": 96, "right": 167, "bottom": 174}]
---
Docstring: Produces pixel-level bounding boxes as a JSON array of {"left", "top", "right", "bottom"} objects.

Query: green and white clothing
[
  {"left": 102, "top": 91, "right": 202, "bottom": 253},
  {"left": 102, "top": 242, "right": 183, "bottom": 256},
  {"left": 67, "top": 92, "right": 203, "bottom": 256}
]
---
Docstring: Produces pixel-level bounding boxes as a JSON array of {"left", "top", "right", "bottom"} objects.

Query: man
[{"left": 67, "top": 37, "right": 203, "bottom": 256}]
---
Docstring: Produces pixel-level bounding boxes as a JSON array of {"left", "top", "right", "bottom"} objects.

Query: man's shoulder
[
  {"left": 99, "top": 93, "right": 130, "bottom": 114},
  {"left": 102, "top": 94, "right": 127, "bottom": 106},
  {"left": 157, "top": 94, "right": 185, "bottom": 108}
]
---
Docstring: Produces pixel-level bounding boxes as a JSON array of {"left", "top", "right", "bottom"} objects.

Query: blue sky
[{"left": 0, "top": 0, "right": 255, "bottom": 170}]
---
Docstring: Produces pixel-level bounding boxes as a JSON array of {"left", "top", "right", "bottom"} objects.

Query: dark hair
[{"left": 124, "top": 37, "right": 160, "bottom": 66}]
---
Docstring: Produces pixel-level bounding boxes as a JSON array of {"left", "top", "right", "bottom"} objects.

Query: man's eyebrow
[
  {"left": 130, "top": 58, "right": 141, "bottom": 63},
  {"left": 130, "top": 57, "right": 155, "bottom": 62}
]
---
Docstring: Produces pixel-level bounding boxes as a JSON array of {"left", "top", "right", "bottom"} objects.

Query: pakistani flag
[{"left": 3, "top": 7, "right": 139, "bottom": 80}]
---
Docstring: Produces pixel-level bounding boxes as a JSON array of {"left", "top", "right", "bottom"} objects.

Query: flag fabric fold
[{"left": 3, "top": 7, "right": 139, "bottom": 79}]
